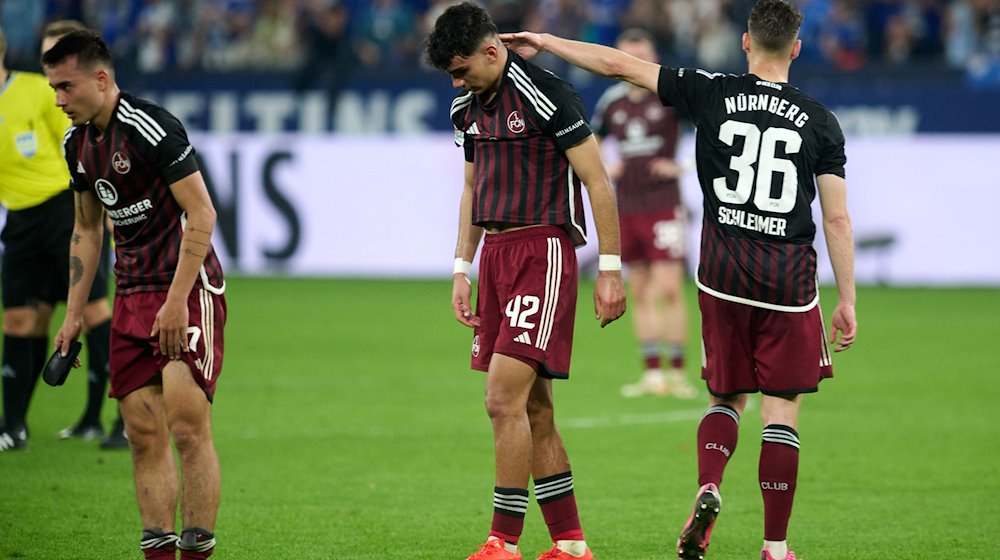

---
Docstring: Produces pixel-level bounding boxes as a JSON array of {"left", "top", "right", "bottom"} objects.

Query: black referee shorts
[{"left": 1, "top": 189, "right": 112, "bottom": 308}]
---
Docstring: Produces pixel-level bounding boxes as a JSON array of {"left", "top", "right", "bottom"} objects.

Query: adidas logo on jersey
[{"left": 514, "top": 332, "right": 532, "bottom": 345}]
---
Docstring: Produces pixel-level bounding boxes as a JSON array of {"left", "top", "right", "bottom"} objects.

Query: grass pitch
[{"left": 1, "top": 278, "right": 998, "bottom": 559}]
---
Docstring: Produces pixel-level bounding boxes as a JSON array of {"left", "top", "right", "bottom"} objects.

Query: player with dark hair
[
  {"left": 502, "top": 1, "right": 857, "bottom": 558},
  {"left": 426, "top": 3, "right": 627, "bottom": 559},
  {"left": 591, "top": 28, "right": 697, "bottom": 400},
  {"left": 0, "top": 22, "right": 113, "bottom": 451},
  {"left": 37, "top": 19, "right": 128, "bottom": 450},
  {"left": 44, "top": 30, "right": 226, "bottom": 560}
]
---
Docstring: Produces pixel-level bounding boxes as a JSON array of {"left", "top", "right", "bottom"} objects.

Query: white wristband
[
  {"left": 453, "top": 258, "right": 472, "bottom": 276},
  {"left": 598, "top": 254, "right": 622, "bottom": 271}
]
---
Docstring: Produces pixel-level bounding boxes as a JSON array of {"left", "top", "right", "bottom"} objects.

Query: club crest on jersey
[
  {"left": 112, "top": 151, "right": 131, "bottom": 174},
  {"left": 507, "top": 111, "right": 526, "bottom": 134},
  {"left": 471, "top": 335, "right": 481, "bottom": 358},
  {"left": 95, "top": 179, "right": 119, "bottom": 206}
]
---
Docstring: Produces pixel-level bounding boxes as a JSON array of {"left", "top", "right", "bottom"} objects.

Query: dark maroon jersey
[
  {"left": 592, "top": 83, "right": 682, "bottom": 215},
  {"left": 450, "top": 50, "right": 594, "bottom": 247},
  {"left": 657, "top": 67, "right": 846, "bottom": 310},
  {"left": 64, "top": 93, "right": 225, "bottom": 295}
]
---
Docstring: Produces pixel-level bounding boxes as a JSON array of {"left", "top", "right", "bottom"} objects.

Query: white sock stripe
[
  {"left": 534, "top": 476, "right": 573, "bottom": 492},
  {"left": 535, "top": 480, "right": 574, "bottom": 494},
  {"left": 704, "top": 405, "right": 740, "bottom": 424},
  {"left": 141, "top": 534, "right": 179, "bottom": 549},
  {"left": 178, "top": 538, "right": 216, "bottom": 553},
  {"left": 493, "top": 500, "right": 529, "bottom": 512},
  {"left": 493, "top": 492, "right": 529, "bottom": 503},
  {"left": 762, "top": 430, "right": 800, "bottom": 449}
]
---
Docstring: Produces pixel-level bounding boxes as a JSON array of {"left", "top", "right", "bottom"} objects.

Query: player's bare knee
[
  {"left": 82, "top": 299, "right": 112, "bottom": 328},
  {"left": 3, "top": 308, "right": 42, "bottom": 337},
  {"left": 169, "top": 421, "right": 209, "bottom": 456},
  {"left": 526, "top": 400, "right": 554, "bottom": 431},
  {"left": 710, "top": 393, "right": 747, "bottom": 416}
]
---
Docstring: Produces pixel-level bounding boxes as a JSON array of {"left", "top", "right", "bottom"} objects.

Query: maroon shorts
[
  {"left": 620, "top": 207, "right": 686, "bottom": 263},
  {"left": 699, "top": 291, "right": 832, "bottom": 396},
  {"left": 472, "top": 226, "right": 578, "bottom": 379},
  {"left": 110, "top": 287, "right": 226, "bottom": 401}
]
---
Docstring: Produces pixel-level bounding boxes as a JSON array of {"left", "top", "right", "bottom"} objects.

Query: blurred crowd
[{"left": 1, "top": 0, "right": 998, "bottom": 77}]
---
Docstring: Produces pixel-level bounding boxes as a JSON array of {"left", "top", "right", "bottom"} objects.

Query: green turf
[{"left": 1, "top": 278, "right": 998, "bottom": 559}]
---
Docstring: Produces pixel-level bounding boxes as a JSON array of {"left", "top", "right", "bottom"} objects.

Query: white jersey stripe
[
  {"left": 451, "top": 91, "right": 474, "bottom": 117},
  {"left": 566, "top": 164, "right": 586, "bottom": 241},
  {"left": 116, "top": 113, "right": 160, "bottom": 146},
  {"left": 120, "top": 98, "right": 167, "bottom": 137},
  {"left": 508, "top": 62, "right": 557, "bottom": 114},
  {"left": 117, "top": 101, "right": 165, "bottom": 142},
  {"left": 508, "top": 68, "right": 554, "bottom": 121}
]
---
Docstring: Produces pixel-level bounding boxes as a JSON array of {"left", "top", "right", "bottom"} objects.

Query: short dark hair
[
  {"left": 41, "top": 29, "right": 113, "bottom": 71},
  {"left": 616, "top": 28, "right": 656, "bottom": 48},
  {"left": 43, "top": 20, "right": 88, "bottom": 40},
  {"left": 424, "top": 2, "right": 499, "bottom": 70},
  {"left": 0, "top": 24, "right": 7, "bottom": 57},
  {"left": 747, "top": 0, "right": 803, "bottom": 53}
]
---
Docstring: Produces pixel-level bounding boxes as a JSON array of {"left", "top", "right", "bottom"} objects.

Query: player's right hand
[
  {"left": 829, "top": 301, "right": 857, "bottom": 352},
  {"left": 54, "top": 318, "right": 84, "bottom": 368},
  {"left": 452, "top": 273, "right": 480, "bottom": 328},
  {"left": 499, "top": 32, "right": 545, "bottom": 60}
]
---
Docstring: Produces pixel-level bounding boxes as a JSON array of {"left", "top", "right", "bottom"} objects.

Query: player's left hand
[
  {"left": 499, "top": 32, "right": 545, "bottom": 59},
  {"left": 594, "top": 270, "right": 627, "bottom": 328},
  {"left": 151, "top": 298, "right": 189, "bottom": 360}
]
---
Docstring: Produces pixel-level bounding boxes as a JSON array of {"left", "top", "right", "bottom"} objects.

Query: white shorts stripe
[{"left": 536, "top": 237, "right": 562, "bottom": 351}]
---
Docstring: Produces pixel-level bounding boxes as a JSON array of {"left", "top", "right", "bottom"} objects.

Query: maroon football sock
[
  {"left": 141, "top": 529, "right": 177, "bottom": 560},
  {"left": 535, "top": 471, "right": 584, "bottom": 541},
  {"left": 759, "top": 425, "right": 800, "bottom": 541},
  {"left": 697, "top": 405, "right": 740, "bottom": 487},
  {"left": 490, "top": 487, "right": 528, "bottom": 545}
]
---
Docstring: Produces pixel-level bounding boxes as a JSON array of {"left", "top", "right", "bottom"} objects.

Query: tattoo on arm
[
  {"left": 183, "top": 247, "right": 207, "bottom": 258},
  {"left": 185, "top": 226, "right": 212, "bottom": 234},
  {"left": 69, "top": 256, "right": 84, "bottom": 287},
  {"left": 71, "top": 233, "right": 81, "bottom": 245},
  {"left": 76, "top": 196, "right": 86, "bottom": 221}
]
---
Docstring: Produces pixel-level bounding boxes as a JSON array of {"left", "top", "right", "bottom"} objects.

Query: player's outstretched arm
[
  {"left": 565, "top": 135, "right": 626, "bottom": 328},
  {"left": 817, "top": 173, "right": 857, "bottom": 351},
  {"left": 453, "top": 161, "right": 483, "bottom": 328},
  {"left": 56, "top": 190, "right": 105, "bottom": 359},
  {"left": 500, "top": 32, "right": 661, "bottom": 94}
]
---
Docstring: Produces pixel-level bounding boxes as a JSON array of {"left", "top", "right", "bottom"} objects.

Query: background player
[
  {"left": 591, "top": 28, "right": 696, "bottom": 400},
  {"left": 501, "top": 1, "right": 858, "bottom": 558},
  {"left": 45, "top": 30, "right": 226, "bottom": 559},
  {"left": 40, "top": 19, "right": 127, "bottom": 449},
  {"left": 426, "top": 3, "right": 626, "bottom": 559},
  {"left": 0, "top": 22, "right": 115, "bottom": 451}
]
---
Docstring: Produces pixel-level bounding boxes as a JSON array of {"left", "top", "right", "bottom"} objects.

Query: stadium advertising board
[
  {"left": 138, "top": 71, "right": 999, "bottom": 135},
  {"left": 193, "top": 133, "right": 1000, "bottom": 286}
]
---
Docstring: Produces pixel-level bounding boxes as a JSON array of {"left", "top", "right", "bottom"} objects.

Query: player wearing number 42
[{"left": 501, "top": 0, "right": 857, "bottom": 559}]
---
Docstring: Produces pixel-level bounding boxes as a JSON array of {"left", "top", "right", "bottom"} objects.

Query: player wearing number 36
[{"left": 502, "top": 1, "right": 857, "bottom": 559}]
